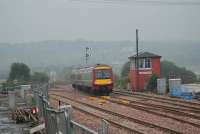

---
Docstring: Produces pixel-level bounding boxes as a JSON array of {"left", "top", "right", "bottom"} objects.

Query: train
[{"left": 71, "top": 64, "right": 113, "bottom": 95}]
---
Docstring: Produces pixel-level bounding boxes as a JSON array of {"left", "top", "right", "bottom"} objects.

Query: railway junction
[
  {"left": 1, "top": 84, "right": 200, "bottom": 134},
  {"left": 49, "top": 84, "right": 200, "bottom": 134}
]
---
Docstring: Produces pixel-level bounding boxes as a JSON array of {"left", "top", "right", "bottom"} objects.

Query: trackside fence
[{"left": 33, "top": 84, "right": 109, "bottom": 134}]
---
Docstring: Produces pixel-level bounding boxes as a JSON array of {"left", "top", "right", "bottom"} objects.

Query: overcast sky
[{"left": 0, "top": 0, "right": 200, "bottom": 43}]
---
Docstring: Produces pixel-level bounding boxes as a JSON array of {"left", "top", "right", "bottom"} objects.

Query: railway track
[
  {"left": 100, "top": 96, "right": 200, "bottom": 128},
  {"left": 114, "top": 95, "right": 200, "bottom": 119},
  {"left": 135, "top": 91, "right": 200, "bottom": 105},
  {"left": 49, "top": 92, "right": 200, "bottom": 134},
  {"left": 114, "top": 90, "right": 200, "bottom": 107},
  {"left": 49, "top": 87, "right": 200, "bottom": 128},
  {"left": 50, "top": 95, "right": 164, "bottom": 134},
  {"left": 55, "top": 85, "right": 200, "bottom": 109},
  {"left": 113, "top": 91, "right": 200, "bottom": 114},
  {"left": 50, "top": 88, "right": 200, "bottom": 118}
]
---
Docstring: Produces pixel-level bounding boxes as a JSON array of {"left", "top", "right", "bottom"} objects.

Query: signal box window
[
  {"left": 138, "top": 58, "right": 151, "bottom": 69},
  {"left": 145, "top": 58, "right": 151, "bottom": 68},
  {"left": 139, "top": 59, "right": 143, "bottom": 68}
]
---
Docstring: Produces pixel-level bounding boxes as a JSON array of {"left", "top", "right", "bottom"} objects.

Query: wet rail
[
  {"left": 50, "top": 93, "right": 189, "bottom": 134},
  {"left": 50, "top": 95, "right": 144, "bottom": 134},
  {"left": 114, "top": 90, "right": 200, "bottom": 108},
  {"left": 49, "top": 88, "right": 200, "bottom": 128}
]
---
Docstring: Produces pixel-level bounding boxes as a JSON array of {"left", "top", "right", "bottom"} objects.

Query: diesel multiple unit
[{"left": 71, "top": 64, "right": 113, "bottom": 94}]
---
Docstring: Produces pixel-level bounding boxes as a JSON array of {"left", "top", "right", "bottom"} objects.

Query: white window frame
[
  {"left": 144, "top": 58, "right": 152, "bottom": 69},
  {"left": 139, "top": 58, "right": 152, "bottom": 70}
]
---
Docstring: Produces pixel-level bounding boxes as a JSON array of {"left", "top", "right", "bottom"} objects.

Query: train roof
[
  {"left": 94, "top": 64, "right": 112, "bottom": 70},
  {"left": 72, "top": 64, "right": 111, "bottom": 71}
]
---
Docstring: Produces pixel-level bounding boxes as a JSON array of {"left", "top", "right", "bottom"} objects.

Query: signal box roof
[{"left": 129, "top": 51, "right": 161, "bottom": 59}]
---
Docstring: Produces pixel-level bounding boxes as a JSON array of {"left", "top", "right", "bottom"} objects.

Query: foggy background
[{"left": 0, "top": 0, "right": 200, "bottom": 79}]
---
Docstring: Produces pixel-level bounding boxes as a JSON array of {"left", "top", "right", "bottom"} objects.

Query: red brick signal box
[{"left": 129, "top": 52, "right": 161, "bottom": 91}]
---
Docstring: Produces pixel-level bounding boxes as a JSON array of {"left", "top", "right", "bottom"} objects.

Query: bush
[
  {"left": 161, "top": 60, "right": 197, "bottom": 83},
  {"left": 147, "top": 74, "right": 157, "bottom": 91},
  {"left": 121, "top": 61, "right": 130, "bottom": 77}
]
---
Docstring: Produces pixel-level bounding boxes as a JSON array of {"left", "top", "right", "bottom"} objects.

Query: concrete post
[
  {"left": 20, "top": 88, "right": 25, "bottom": 99},
  {"left": 157, "top": 78, "right": 167, "bottom": 94},
  {"left": 24, "top": 89, "right": 31, "bottom": 106},
  {"left": 20, "top": 85, "right": 31, "bottom": 100},
  {"left": 60, "top": 105, "right": 72, "bottom": 134},
  {"left": 8, "top": 91, "right": 16, "bottom": 109},
  {"left": 101, "top": 119, "right": 109, "bottom": 134}
]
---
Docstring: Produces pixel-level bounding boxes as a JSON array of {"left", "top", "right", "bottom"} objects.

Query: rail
[{"left": 33, "top": 84, "right": 109, "bottom": 134}]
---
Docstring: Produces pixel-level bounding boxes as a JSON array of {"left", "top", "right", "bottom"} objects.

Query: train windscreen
[{"left": 95, "top": 70, "right": 111, "bottom": 79}]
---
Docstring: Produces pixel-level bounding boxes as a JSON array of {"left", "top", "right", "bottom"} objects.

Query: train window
[{"left": 96, "top": 70, "right": 111, "bottom": 79}]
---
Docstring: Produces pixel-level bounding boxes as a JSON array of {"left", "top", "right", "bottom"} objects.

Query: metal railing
[{"left": 33, "top": 84, "right": 109, "bottom": 134}]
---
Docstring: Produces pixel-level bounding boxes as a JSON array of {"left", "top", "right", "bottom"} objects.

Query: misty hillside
[{"left": 0, "top": 40, "right": 200, "bottom": 78}]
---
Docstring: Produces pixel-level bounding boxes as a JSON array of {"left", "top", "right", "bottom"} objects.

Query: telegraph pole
[
  {"left": 136, "top": 29, "right": 139, "bottom": 91},
  {"left": 85, "top": 47, "right": 90, "bottom": 66}
]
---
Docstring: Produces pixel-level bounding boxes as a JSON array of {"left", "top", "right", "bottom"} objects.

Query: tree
[
  {"left": 118, "top": 61, "right": 131, "bottom": 89},
  {"left": 161, "top": 60, "right": 197, "bottom": 83},
  {"left": 8, "top": 63, "right": 31, "bottom": 83},
  {"left": 121, "top": 61, "right": 130, "bottom": 77},
  {"left": 31, "top": 72, "right": 49, "bottom": 84},
  {"left": 147, "top": 74, "right": 158, "bottom": 90}
]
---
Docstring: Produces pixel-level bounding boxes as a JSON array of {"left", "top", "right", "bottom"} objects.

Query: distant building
[{"left": 129, "top": 52, "right": 161, "bottom": 91}]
